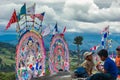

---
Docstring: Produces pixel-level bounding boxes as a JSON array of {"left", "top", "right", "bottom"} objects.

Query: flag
[
  {"left": 103, "top": 32, "right": 108, "bottom": 38},
  {"left": 53, "top": 23, "right": 58, "bottom": 35},
  {"left": 100, "top": 25, "right": 109, "bottom": 34},
  {"left": 20, "top": 3, "right": 26, "bottom": 15},
  {"left": 90, "top": 45, "right": 100, "bottom": 51},
  {"left": 30, "top": 12, "right": 45, "bottom": 21},
  {"left": 6, "top": 10, "right": 18, "bottom": 30},
  {"left": 26, "top": 4, "right": 35, "bottom": 14},
  {"left": 101, "top": 37, "right": 104, "bottom": 48},
  {"left": 62, "top": 26, "right": 66, "bottom": 33},
  {"left": 41, "top": 26, "right": 50, "bottom": 37},
  {"left": 17, "top": 14, "right": 20, "bottom": 21}
]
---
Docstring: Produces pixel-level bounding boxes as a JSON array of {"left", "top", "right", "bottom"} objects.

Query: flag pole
[
  {"left": 15, "top": 9, "right": 21, "bottom": 36},
  {"left": 25, "top": 14, "right": 28, "bottom": 30},
  {"left": 32, "top": 15, "right": 35, "bottom": 30},
  {"left": 106, "top": 26, "right": 109, "bottom": 51},
  {"left": 39, "top": 20, "right": 43, "bottom": 33},
  {"left": 24, "top": 3, "right": 28, "bottom": 30},
  {"left": 32, "top": 3, "right": 35, "bottom": 30},
  {"left": 38, "top": 12, "right": 45, "bottom": 33},
  {"left": 16, "top": 18, "right": 21, "bottom": 36},
  {"left": 106, "top": 38, "right": 108, "bottom": 50}
]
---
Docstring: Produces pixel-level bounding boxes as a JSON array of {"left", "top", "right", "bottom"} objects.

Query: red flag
[
  {"left": 90, "top": 45, "right": 100, "bottom": 51},
  {"left": 35, "top": 14, "right": 43, "bottom": 21},
  {"left": 30, "top": 14, "right": 43, "bottom": 21},
  {"left": 6, "top": 10, "right": 18, "bottom": 30},
  {"left": 63, "top": 26, "right": 66, "bottom": 33},
  {"left": 30, "top": 12, "right": 45, "bottom": 21}
]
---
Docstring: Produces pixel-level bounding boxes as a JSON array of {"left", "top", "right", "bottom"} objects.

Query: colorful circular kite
[
  {"left": 49, "top": 34, "right": 69, "bottom": 74},
  {"left": 16, "top": 30, "right": 46, "bottom": 80}
]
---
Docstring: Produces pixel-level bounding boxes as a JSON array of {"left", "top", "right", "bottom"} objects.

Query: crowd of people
[{"left": 74, "top": 46, "right": 120, "bottom": 80}]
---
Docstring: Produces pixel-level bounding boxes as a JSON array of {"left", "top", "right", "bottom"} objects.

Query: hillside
[{"left": 0, "top": 42, "right": 15, "bottom": 72}]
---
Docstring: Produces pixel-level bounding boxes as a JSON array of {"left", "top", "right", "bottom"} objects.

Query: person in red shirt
[{"left": 115, "top": 46, "right": 120, "bottom": 78}]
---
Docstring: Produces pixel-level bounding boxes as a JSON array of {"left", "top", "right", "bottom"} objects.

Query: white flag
[
  {"left": 26, "top": 4, "right": 35, "bottom": 14},
  {"left": 100, "top": 25, "right": 109, "bottom": 34},
  {"left": 42, "top": 26, "right": 51, "bottom": 37}
]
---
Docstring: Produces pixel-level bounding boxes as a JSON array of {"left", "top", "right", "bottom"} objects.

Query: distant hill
[
  {"left": 0, "top": 42, "right": 15, "bottom": 72},
  {"left": 0, "top": 32, "right": 120, "bottom": 51}
]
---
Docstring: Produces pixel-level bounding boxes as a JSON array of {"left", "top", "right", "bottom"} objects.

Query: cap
[
  {"left": 116, "top": 46, "right": 120, "bottom": 51},
  {"left": 84, "top": 52, "right": 92, "bottom": 58}
]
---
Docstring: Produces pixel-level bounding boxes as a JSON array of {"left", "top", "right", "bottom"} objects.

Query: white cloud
[
  {"left": 0, "top": 0, "right": 120, "bottom": 33},
  {"left": 63, "top": 0, "right": 120, "bottom": 23}
]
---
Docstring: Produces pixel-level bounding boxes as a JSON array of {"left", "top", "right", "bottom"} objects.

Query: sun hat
[{"left": 83, "top": 52, "right": 92, "bottom": 58}]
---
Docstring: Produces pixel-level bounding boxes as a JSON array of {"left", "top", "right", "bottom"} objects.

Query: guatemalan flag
[
  {"left": 101, "top": 37, "right": 104, "bottom": 48},
  {"left": 103, "top": 32, "right": 108, "bottom": 38}
]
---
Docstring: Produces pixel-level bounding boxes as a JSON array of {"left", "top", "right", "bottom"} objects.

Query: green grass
[
  {"left": 0, "top": 42, "right": 15, "bottom": 66},
  {"left": 0, "top": 54, "right": 15, "bottom": 65},
  {"left": 0, "top": 72, "right": 15, "bottom": 80}
]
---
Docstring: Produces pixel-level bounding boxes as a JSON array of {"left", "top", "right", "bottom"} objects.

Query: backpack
[{"left": 74, "top": 67, "right": 89, "bottom": 78}]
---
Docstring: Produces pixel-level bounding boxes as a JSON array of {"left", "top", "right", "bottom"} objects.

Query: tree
[
  {"left": 0, "top": 58, "right": 2, "bottom": 64},
  {"left": 73, "top": 36, "right": 83, "bottom": 65}
]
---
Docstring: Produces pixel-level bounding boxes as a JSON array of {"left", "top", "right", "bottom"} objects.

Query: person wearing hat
[
  {"left": 115, "top": 46, "right": 120, "bottom": 78},
  {"left": 81, "top": 51, "right": 94, "bottom": 76},
  {"left": 87, "top": 49, "right": 118, "bottom": 80}
]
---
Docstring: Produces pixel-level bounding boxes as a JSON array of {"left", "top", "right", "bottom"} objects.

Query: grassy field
[
  {"left": 0, "top": 54, "right": 15, "bottom": 65},
  {"left": 0, "top": 72, "right": 15, "bottom": 80},
  {"left": 0, "top": 42, "right": 15, "bottom": 60}
]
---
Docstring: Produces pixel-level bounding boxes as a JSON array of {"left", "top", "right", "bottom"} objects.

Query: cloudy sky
[{"left": 0, "top": 0, "right": 120, "bottom": 33}]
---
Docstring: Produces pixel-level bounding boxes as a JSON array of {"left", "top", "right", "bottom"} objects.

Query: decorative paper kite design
[
  {"left": 49, "top": 34, "right": 69, "bottom": 74},
  {"left": 16, "top": 30, "right": 46, "bottom": 80}
]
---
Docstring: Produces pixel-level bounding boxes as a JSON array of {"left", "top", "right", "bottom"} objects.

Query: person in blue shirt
[{"left": 87, "top": 49, "right": 118, "bottom": 80}]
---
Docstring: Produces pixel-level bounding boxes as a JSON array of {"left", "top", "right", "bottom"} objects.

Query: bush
[{"left": 0, "top": 58, "right": 2, "bottom": 64}]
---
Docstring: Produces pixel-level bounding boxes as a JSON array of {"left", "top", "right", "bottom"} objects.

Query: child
[
  {"left": 88, "top": 49, "right": 118, "bottom": 80},
  {"left": 81, "top": 52, "right": 94, "bottom": 76},
  {"left": 115, "top": 46, "right": 120, "bottom": 78}
]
